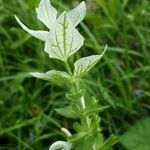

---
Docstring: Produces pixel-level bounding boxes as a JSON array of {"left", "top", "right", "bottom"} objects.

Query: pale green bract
[
  {"left": 44, "top": 12, "right": 84, "bottom": 61},
  {"left": 30, "top": 70, "right": 71, "bottom": 84},
  {"left": 15, "top": 16, "right": 49, "bottom": 41},
  {"left": 36, "top": 0, "right": 57, "bottom": 29},
  {"left": 74, "top": 55, "right": 102, "bottom": 78},
  {"left": 15, "top": 0, "right": 107, "bottom": 82},
  {"left": 15, "top": 0, "right": 86, "bottom": 60},
  {"left": 68, "top": 1, "right": 86, "bottom": 27},
  {"left": 74, "top": 45, "right": 107, "bottom": 78}
]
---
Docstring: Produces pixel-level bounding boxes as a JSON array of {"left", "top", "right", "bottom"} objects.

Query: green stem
[
  {"left": 74, "top": 80, "right": 90, "bottom": 130},
  {"left": 64, "top": 61, "right": 73, "bottom": 76},
  {"left": 64, "top": 61, "right": 91, "bottom": 143}
]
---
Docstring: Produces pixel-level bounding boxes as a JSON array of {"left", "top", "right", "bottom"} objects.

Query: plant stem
[
  {"left": 64, "top": 61, "right": 91, "bottom": 139},
  {"left": 64, "top": 61, "right": 73, "bottom": 76}
]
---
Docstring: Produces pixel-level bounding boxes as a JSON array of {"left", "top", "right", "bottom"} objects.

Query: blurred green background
[{"left": 0, "top": 0, "right": 150, "bottom": 149}]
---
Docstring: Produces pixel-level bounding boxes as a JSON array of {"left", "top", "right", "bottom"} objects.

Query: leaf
[
  {"left": 85, "top": 97, "right": 110, "bottom": 117},
  {"left": 36, "top": 0, "right": 57, "bottom": 29},
  {"left": 15, "top": 16, "right": 49, "bottom": 41},
  {"left": 73, "top": 53, "right": 106, "bottom": 78},
  {"left": 73, "top": 55, "right": 100, "bottom": 78},
  {"left": 119, "top": 118, "right": 150, "bottom": 150},
  {"left": 69, "top": 132, "right": 87, "bottom": 143},
  {"left": 73, "top": 122, "right": 83, "bottom": 133},
  {"left": 94, "top": 134, "right": 104, "bottom": 150},
  {"left": 85, "top": 106, "right": 109, "bottom": 116},
  {"left": 100, "top": 134, "right": 117, "bottom": 150},
  {"left": 55, "top": 106, "right": 78, "bottom": 119},
  {"left": 66, "top": 89, "right": 86, "bottom": 100},
  {"left": 70, "top": 134, "right": 94, "bottom": 150},
  {"left": 73, "top": 46, "right": 107, "bottom": 78},
  {"left": 44, "top": 12, "right": 84, "bottom": 61},
  {"left": 30, "top": 70, "right": 71, "bottom": 84},
  {"left": 68, "top": 1, "right": 86, "bottom": 27}
]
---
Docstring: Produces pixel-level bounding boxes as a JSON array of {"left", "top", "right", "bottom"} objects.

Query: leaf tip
[
  {"left": 14, "top": 15, "right": 20, "bottom": 24},
  {"left": 30, "top": 72, "right": 42, "bottom": 78},
  {"left": 101, "top": 44, "right": 108, "bottom": 57},
  {"left": 81, "top": 1, "right": 86, "bottom": 8}
]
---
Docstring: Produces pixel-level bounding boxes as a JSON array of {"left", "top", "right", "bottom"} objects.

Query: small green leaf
[
  {"left": 85, "top": 97, "right": 100, "bottom": 114},
  {"left": 119, "top": 118, "right": 150, "bottom": 150},
  {"left": 100, "top": 134, "right": 117, "bottom": 150},
  {"left": 85, "top": 105, "right": 109, "bottom": 116},
  {"left": 30, "top": 70, "right": 71, "bottom": 84},
  {"left": 94, "top": 134, "right": 104, "bottom": 150},
  {"left": 73, "top": 122, "right": 83, "bottom": 133},
  {"left": 66, "top": 89, "right": 86, "bottom": 101},
  {"left": 69, "top": 132, "right": 87, "bottom": 143},
  {"left": 70, "top": 134, "right": 94, "bottom": 150},
  {"left": 55, "top": 106, "right": 78, "bottom": 119},
  {"left": 72, "top": 104, "right": 83, "bottom": 118}
]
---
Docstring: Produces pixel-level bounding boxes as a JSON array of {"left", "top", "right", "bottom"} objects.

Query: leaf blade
[
  {"left": 30, "top": 70, "right": 71, "bottom": 84},
  {"left": 15, "top": 15, "right": 49, "bottom": 41},
  {"left": 55, "top": 107, "right": 78, "bottom": 119},
  {"left": 73, "top": 46, "right": 107, "bottom": 78},
  {"left": 119, "top": 118, "right": 150, "bottom": 150},
  {"left": 36, "top": 0, "right": 57, "bottom": 29},
  {"left": 68, "top": 1, "right": 86, "bottom": 27},
  {"left": 44, "top": 12, "right": 84, "bottom": 61},
  {"left": 73, "top": 55, "right": 100, "bottom": 78}
]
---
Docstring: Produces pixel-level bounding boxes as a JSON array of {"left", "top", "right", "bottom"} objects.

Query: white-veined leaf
[
  {"left": 68, "top": 1, "right": 86, "bottom": 27},
  {"left": 36, "top": 0, "right": 57, "bottom": 29},
  {"left": 44, "top": 12, "right": 84, "bottom": 61},
  {"left": 74, "top": 55, "right": 101, "bottom": 78},
  {"left": 73, "top": 46, "right": 107, "bottom": 78},
  {"left": 15, "top": 16, "right": 49, "bottom": 41},
  {"left": 30, "top": 70, "right": 71, "bottom": 84}
]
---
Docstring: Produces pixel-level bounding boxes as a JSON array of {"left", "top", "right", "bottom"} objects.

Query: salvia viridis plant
[{"left": 15, "top": 0, "right": 117, "bottom": 149}]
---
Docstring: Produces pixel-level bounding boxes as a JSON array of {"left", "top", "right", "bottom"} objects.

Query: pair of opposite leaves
[{"left": 16, "top": 0, "right": 106, "bottom": 83}]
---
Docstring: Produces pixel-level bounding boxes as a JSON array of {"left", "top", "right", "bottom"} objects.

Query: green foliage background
[{"left": 0, "top": 0, "right": 150, "bottom": 149}]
